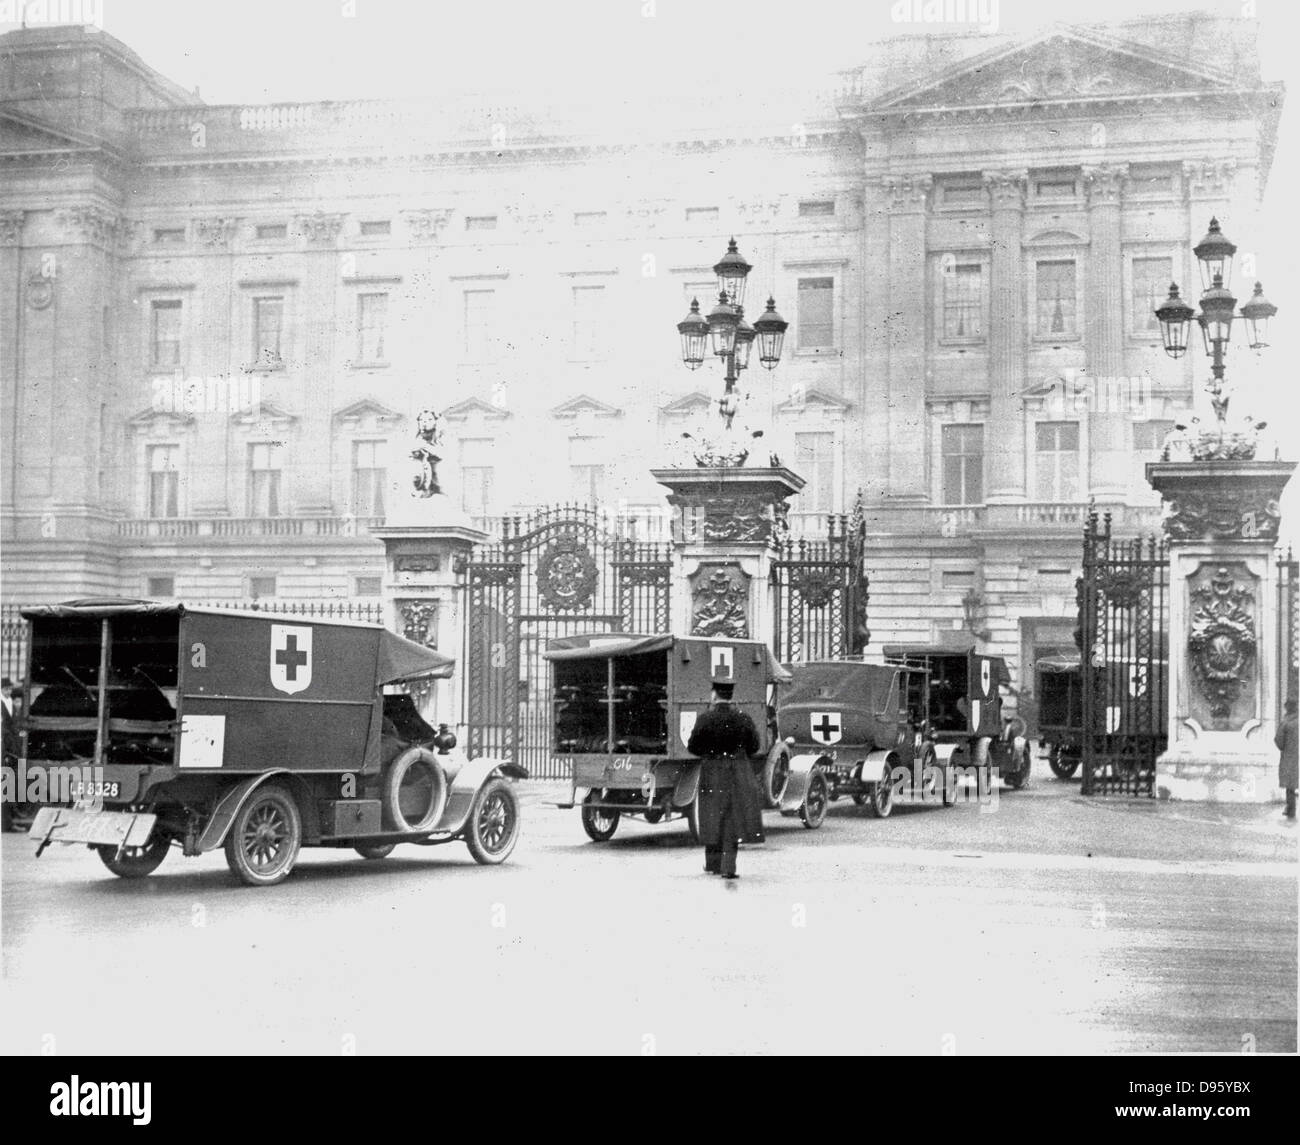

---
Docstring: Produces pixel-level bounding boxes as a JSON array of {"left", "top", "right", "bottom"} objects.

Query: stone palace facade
[{"left": 0, "top": 14, "right": 1283, "bottom": 686}]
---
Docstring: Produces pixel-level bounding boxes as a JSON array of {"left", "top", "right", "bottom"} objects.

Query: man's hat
[{"left": 712, "top": 681, "right": 735, "bottom": 700}]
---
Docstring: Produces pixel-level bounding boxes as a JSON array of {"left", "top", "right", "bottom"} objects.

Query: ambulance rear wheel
[
  {"left": 1049, "top": 748, "right": 1080, "bottom": 779},
  {"left": 800, "top": 768, "right": 828, "bottom": 829},
  {"left": 762, "top": 744, "right": 791, "bottom": 807},
  {"left": 354, "top": 843, "right": 396, "bottom": 860},
  {"left": 581, "top": 792, "right": 619, "bottom": 842},
  {"left": 1006, "top": 742, "right": 1032, "bottom": 790},
  {"left": 95, "top": 833, "right": 170, "bottom": 879},
  {"left": 466, "top": 778, "right": 520, "bottom": 865},
  {"left": 224, "top": 785, "right": 301, "bottom": 887},
  {"left": 867, "top": 761, "right": 894, "bottom": 819}
]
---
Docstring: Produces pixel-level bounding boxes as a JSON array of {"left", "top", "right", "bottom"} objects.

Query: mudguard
[
  {"left": 933, "top": 743, "right": 966, "bottom": 769},
  {"left": 195, "top": 770, "right": 303, "bottom": 853},
  {"left": 778, "top": 753, "right": 823, "bottom": 813},
  {"left": 433, "top": 756, "right": 517, "bottom": 834},
  {"left": 671, "top": 762, "right": 701, "bottom": 808}
]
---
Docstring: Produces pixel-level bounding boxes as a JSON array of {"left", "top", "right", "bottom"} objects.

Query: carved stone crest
[
  {"left": 1164, "top": 490, "right": 1281, "bottom": 542},
  {"left": 537, "top": 534, "right": 598, "bottom": 612},
  {"left": 1188, "top": 564, "right": 1256, "bottom": 723},
  {"left": 691, "top": 564, "right": 750, "bottom": 639},
  {"left": 192, "top": 216, "right": 240, "bottom": 247},
  {"left": 25, "top": 273, "right": 53, "bottom": 311},
  {"left": 0, "top": 209, "right": 25, "bottom": 245},
  {"left": 296, "top": 212, "right": 346, "bottom": 244},
  {"left": 394, "top": 554, "right": 441, "bottom": 574},
  {"left": 398, "top": 600, "right": 440, "bottom": 647}
]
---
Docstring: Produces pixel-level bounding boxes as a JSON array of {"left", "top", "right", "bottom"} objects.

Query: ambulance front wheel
[
  {"left": 224, "top": 784, "right": 302, "bottom": 887},
  {"left": 581, "top": 791, "right": 620, "bottom": 842},
  {"left": 466, "top": 778, "right": 520, "bottom": 865},
  {"left": 800, "top": 767, "right": 829, "bottom": 829},
  {"left": 95, "top": 833, "right": 170, "bottom": 879}
]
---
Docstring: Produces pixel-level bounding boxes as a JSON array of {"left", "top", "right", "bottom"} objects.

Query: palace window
[
  {"left": 1132, "top": 419, "right": 1175, "bottom": 492},
  {"left": 574, "top": 211, "right": 607, "bottom": 226},
  {"left": 571, "top": 285, "right": 606, "bottom": 360},
  {"left": 146, "top": 576, "right": 175, "bottom": 598},
  {"left": 463, "top": 288, "right": 496, "bottom": 361},
  {"left": 797, "top": 277, "right": 834, "bottom": 350},
  {"left": 249, "top": 575, "right": 277, "bottom": 599},
  {"left": 247, "top": 442, "right": 284, "bottom": 518},
  {"left": 569, "top": 436, "right": 605, "bottom": 503},
  {"left": 253, "top": 296, "right": 285, "bottom": 368},
  {"left": 941, "top": 424, "right": 984, "bottom": 505},
  {"left": 359, "top": 220, "right": 391, "bottom": 236},
  {"left": 1035, "top": 422, "right": 1080, "bottom": 502},
  {"left": 150, "top": 300, "right": 183, "bottom": 369},
  {"left": 351, "top": 440, "right": 386, "bottom": 518},
  {"left": 356, "top": 292, "right": 389, "bottom": 363},
  {"left": 465, "top": 215, "right": 497, "bottom": 231},
  {"left": 1035, "top": 260, "right": 1077, "bottom": 337},
  {"left": 798, "top": 200, "right": 835, "bottom": 218},
  {"left": 459, "top": 437, "right": 495, "bottom": 517},
  {"left": 152, "top": 227, "right": 185, "bottom": 244},
  {"left": 255, "top": 223, "right": 287, "bottom": 240},
  {"left": 147, "top": 444, "right": 180, "bottom": 518},
  {"left": 942, "top": 263, "right": 984, "bottom": 340},
  {"left": 1132, "top": 257, "right": 1173, "bottom": 336},
  {"left": 686, "top": 207, "right": 719, "bottom": 224},
  {"left": 794, "top": 431, "right": 835, "bottom": 513}
]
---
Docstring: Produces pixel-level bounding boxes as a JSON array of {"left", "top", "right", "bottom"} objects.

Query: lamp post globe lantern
[
  {"left": 753, "top": 297, "right": 789, "bottom": 370},
  {"left": 713, "top": 237, "right": 752, "bottom": 308},
  {"left": 1156, "top": 283, "right": 1195, "bottom": 359},
  {"left": 1197, "top": 274, "right": 1237, "bottom": 355},
  {"left": 1241, "top": 281, "right": 1278, "bottom": 350},
  {"left": 1193, "top": 216, "right": 1237, "bottom": 291},
  {"left": 677, "top": 297, "right": 709, "bottom": 369},
  {"left": 733, "top": 308, "right": 756, "bottom": 371},
  {"left": 707, "top": 292, "right": 740, "bottom": 358}
]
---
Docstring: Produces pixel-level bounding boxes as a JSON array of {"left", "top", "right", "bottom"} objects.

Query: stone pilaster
[
  {"left": 1082, "top": 163, "right": 1129, "bottom": 501},
  {"left": 882, "top": 173, "right": 931, "bottom": 502},
  {"left": 983, "top": 169, "right": 1028, "bottom": 503}
]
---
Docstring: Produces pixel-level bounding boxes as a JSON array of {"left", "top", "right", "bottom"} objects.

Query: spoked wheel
[
  {"left": 1049, "top": 748, "right": 1081, "bottom": 780},
  {"left": 224, "top": 784, "right": 301, "bottom": 887},
  {"left": 800, "top": 767, "right": 828, "bottom": 829},
  {"left": 354, "top": 843, "right": 396, "bottom": 860},
  {"left": 866, "top": 761, "right": 895, "bottom": 819},
  {"left": 762, "top": 745, "right": 791, "bottom": 807},
  {"left": 1005, "top": 742, "right": 1032, "bottom": 790},
  {"left": 95, "top": 832, "right": 170, "bottom": 879},
  {"left": 581, "top": 791, "right": 620, "bottom": 843},
  {"left": 466, "top": 778, "right": 520, "bottom": 865}
]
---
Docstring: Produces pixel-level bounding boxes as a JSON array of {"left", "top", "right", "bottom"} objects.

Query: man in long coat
[
  {"left": 1275, "top": 696, "right": 1297, "bottom": 820},
  {"left": 687, "top": 681, "right": 764, "bottom": 878}
]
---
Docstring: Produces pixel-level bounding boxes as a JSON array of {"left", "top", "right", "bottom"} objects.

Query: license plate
[
  {"left": 69, "top": 780, "right": 120, "bottom": 800},
  {"left": 29, "top": 807, "right": 156, "bottom": 848}
]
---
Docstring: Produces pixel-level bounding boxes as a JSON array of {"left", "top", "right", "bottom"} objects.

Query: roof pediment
[
  {"left": 230, "top": 400, "right": 297, "bottom": 427},
  {"left": 441, "top": 396, "right": 511, "bottom": 421},
  {"left": 870, "top": 26, "right": 1246, "bottom": 116},
  {"left": 661, "top": 391, "right": 713, "bottom": 416},
  {"left": 550, "top": 394, "right": 623, "bottom": 419},
  {"left": 776, "top": 386, "right": 852, "bottom": 414},
  {"left": 332, "top": 398, "right": 404, "bottom": 425}
]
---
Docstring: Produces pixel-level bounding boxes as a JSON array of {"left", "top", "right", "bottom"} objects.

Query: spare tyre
[{"left": 381, "top": 747, "right": 449, "bottom": 833}]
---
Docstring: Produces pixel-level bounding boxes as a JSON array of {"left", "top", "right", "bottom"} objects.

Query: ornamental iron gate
[
  {"left": 1277, "top": 548, "right": 1299, "bottom": 714},
  {"left": 1079, "top": 511, "right": 1168, "bottom": 796},
  {"left": 463, "top": 506, "right": 671, "bottom": 779},
  {"left": 771, "top": 505, "right": 869, "bottom": 663}
]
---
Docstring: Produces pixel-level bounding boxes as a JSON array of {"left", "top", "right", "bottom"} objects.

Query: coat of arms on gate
[
  {"left": 1188, "top": 564, "right": 1257, "bottom": 724},
  {"left": 537, "top": 534, "right": 598, "bottom": 611}
]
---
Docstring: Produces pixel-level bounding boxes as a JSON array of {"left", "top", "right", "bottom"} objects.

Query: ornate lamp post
[
  {"left": 1146, "top": 216, "right": 1295, "bottom": 804},
  {"left": 675, "top": 238, "right": 787, "bottom": 459},
  {"left": 1155, "top": 217, "right": 1278, "bottom": 457}
]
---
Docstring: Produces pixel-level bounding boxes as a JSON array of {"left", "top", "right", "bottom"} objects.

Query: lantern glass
[
  {"left": 1241, "top": 281, "right": 1278, "bottom": 350},
  {"left": 1193, "top": 217, "right": 1237, "bottom": 291},
  {"left": 1199, "top": 282, "right": 1237, "bottom": 349},
  {"left": 676, "top": 298, "right": 709, "bottom": 369},
  {"left": 1154, "top": 282, "right": 1194, "bottom": 359},
  {"left": 708, "top": 293, "right": 739, "bottom": 357},
  {"left": 713, "top": 238, "right": 752, "bottom": 308},
  {"left": 734, "top": 311, "right": 755, "bottom": 371},
  {"left": 753, "top": 296, "right": 788, "bottom": 370}
]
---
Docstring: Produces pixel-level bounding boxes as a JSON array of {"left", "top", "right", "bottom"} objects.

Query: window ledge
[
  {"left": 792, "top": 347, "right": 839, "bottom": 358},
  {"left": 349, "top": 361, "right": 391, "bottom": 371},
  {"left": 1030, "top": 334, "right": 1081, "bottom": 345}
]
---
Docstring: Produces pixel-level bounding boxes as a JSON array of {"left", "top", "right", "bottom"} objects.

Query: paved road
[{"left": 2, "top": 763, "right": 1295, "bottom": 1055}]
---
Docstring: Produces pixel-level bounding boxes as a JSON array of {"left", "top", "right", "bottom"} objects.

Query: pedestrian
[
  {"left": 2, "top": 677, "right": 18, "bottom": 833},
  {"left": 687, "top": 680, "right": 764, "bottom": 880},
  {"left": 1275, "top": 695, "right": 1297, "bottom": 820}
]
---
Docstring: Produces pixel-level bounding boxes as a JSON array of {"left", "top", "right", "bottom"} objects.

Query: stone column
[
  {"left": 882, "top": 173, "right": 931, "bottom": 503},
  {"left": 1148, "top": 460, "right": 1295, "bottom": 802},
  {"left": 983, "top": 170, "right": 1028, "bottom": 504},
  {"left": 650, "top": 466, "right": 805, "bottom": 648},
  {"left": 1082, "top": 164, "right": 1129, "bottom": 501}
]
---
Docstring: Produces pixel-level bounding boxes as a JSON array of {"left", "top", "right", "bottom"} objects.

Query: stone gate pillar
[
  {"left": 651, "top": 466, "right": 804, "bottom": 647},
  {"left": 1147, "top": 459, "right": 1295, "bottom": 802}
]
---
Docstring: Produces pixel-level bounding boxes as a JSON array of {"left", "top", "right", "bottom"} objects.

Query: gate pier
[
  {"left": 651, "top": 466, "right": 804, "bottom": 649},
  {"left": 1147, "top": 460, "right": 1295, "bottom": 802},
  {"left": 373, "top": 498, "right": 486, "bottom": 733}
]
